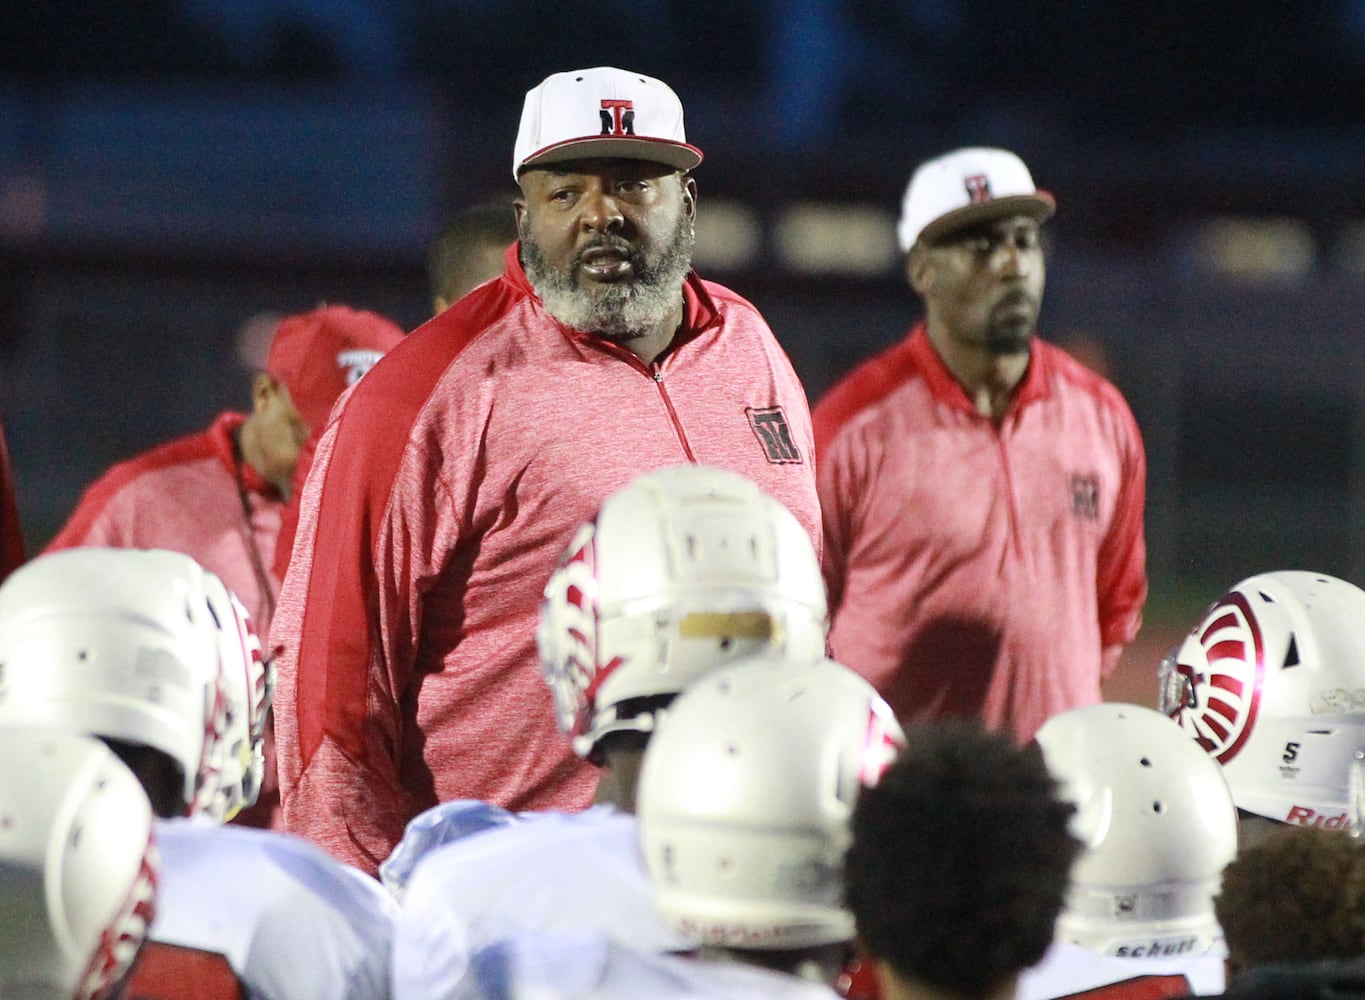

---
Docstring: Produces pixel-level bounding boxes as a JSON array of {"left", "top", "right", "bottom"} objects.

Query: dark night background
[{"left": 4, "top": 0, "right": 1365, "bottom": 621}]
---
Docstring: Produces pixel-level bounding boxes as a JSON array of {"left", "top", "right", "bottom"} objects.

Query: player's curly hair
[
  {"left": 1215, "top": 825, "right": 1365, "bottom": 973},
  {"left": 844, "top": 722, "right": 1081, "bottom": 999}
]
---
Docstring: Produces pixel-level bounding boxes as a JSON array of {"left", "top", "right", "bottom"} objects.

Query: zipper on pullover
[
  {"left": 995, "top": 422, "right": 1025, "bottom": 563},
  {"left": 651, "top": 365, "right": 697, "bottom": 462},
  {"left": 586, "top": 334, "right": 699, "bottom": 463}
]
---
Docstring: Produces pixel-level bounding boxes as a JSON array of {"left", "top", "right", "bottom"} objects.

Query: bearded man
[
  {"left": 813, "top": 147, "right": 1147, "bottom": 745},
  {"left": 268, "top": 67, "right": 819, "bottom": 876}
]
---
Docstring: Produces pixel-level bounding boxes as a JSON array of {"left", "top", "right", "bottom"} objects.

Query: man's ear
[
  {"left": 251, "top": 372, "right": 280, "bottom": 413},
  {"left": 681, "top": 175, "right": 698, "bottom": 222},
  {"left": 906, "top": 246, "right": 931, "bottom": 296},
  {"left": 513, "top": 198, "right": 528, "bottom": 239}
]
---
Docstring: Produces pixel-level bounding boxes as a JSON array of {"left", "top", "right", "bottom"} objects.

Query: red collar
[{"left": 906, "top": 322, "right": 1052, "bottom": 418}]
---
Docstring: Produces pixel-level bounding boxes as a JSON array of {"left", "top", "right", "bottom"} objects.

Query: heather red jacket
[
  {"left": 47, "top": 412, "right": 284, "bottom": 632},
  {"left": 271, "top": 246, "right": 819, "bottom": 875},
  {"left": 814, "top": 324, "right": 1147, "bottom": 743}
]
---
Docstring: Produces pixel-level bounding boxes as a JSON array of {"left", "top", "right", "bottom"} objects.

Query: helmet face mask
[
  {"left": 0, "top": 729, "right": 157, "bottom": 1000},
  {"left": 538, "top": 465, "right": 828, "bottom": 761},
  {"left": 637, "top": 656, "right": 904, "bottom": 950},
  {"left": 1160, "top": 571, "right": 1365, "bottom": 831},
  {"left": 1035, "top": 703, "right": 1239, "bottom": 958},
  {"left": 0, "top": 549, "right": 242, "bottom": 819},
  {"left": 198, "top": 575, "right": 275, "bottom": 822}
]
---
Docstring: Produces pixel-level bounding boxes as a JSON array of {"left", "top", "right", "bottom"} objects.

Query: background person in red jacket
[
  {"left": 269, "top": 65, "right": 820, "bottom": 876},
  {"left": 813, "top": 146, "right": 1147, "bottom": 744},
  {"left": 47, "top": 304, "right": 404, "bottom": 830},
  {"left": 48, "top": 303, "right": 404, "bottom": 634}
]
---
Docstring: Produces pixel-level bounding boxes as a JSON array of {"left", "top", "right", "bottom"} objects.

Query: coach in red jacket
[
  {"left": 48, "top": 305, "right": 404, "bottom": 636},
  {"left": 47, "top": 306, "right": 405, "bottom": 832},
  {"left": 814, "top": 147, "right": 1147, "bottom": 744},
  {"left": 270, "top": 66, "right": 821, "bottom": 876}
]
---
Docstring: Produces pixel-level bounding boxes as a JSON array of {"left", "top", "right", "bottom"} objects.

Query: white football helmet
[
  {"left": 637, "top": 656, "right": 905, "bottom": 950},
  {"left": 1158, "top": 570, "right": 1365, "bottom": 832},
  {"left": 0, "top": 548, "right": 230, "bottom": 818},
  {"left": 0, "top": 727, "right": 158, "bottom": 1000},
  {"left": 538, "top": 464, "right": 828, "bottom": 760},
  {"left": 1035, "top": 703, "right": 1239, "bottom": 958},
  {"left": 199, "top": 572, "right": 274, "bottom": 823}
]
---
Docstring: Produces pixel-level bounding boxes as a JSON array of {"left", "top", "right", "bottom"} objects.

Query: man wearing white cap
[
  {"left": 812, "top": 146, "right": 1147, "bottom": 744},
  {"left": 270, "top": 66, "right": 819, "bottom": 876}
]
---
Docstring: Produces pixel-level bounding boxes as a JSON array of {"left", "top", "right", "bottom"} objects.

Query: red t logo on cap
[
  {"left": 963, "top": 173, "right": 992, "bottom": 203},
  {"left": 599, "top": 99, "right": 635, "bottom": 136}
]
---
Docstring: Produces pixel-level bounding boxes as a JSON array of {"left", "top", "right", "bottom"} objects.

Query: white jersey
[
  {"left": 380, "top": 799, "right": 520, "bottom": 900},
  {"left": 1018, "top": 941, "right": 1227, "bottom": 999},
  {"left": 450, "top": 929, "right": 840, "bottom": 1000},
  {"left": 391, "top": 802, "right": 690, "bottom": 999},
  {"left": 127, "top": 818, "right": 398, "bottom": 1000}
]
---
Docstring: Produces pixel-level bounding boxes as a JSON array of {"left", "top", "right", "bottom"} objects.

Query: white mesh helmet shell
[
  {"left": 0, "top": 548, "right": 229, "bottom": 817},
  {"left": 538, "top": 464, "right": 828, "bottom": 760},
  {"left": 638, "top": 656, "right": 905, "bottom": 950},
  {"left": 1158, "top": 570, "right": 1365, "bottom": 831},
  {"left": 1035, "top": 703, "right": 1238, "bottom": 958},
  {"left": 199, "top": 573, "right": 275, "bottom": 823},
  {"left": 0, "top": 727, "right": 158, "bottom": 1000}
]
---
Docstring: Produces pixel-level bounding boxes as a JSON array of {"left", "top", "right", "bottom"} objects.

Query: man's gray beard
[{"left": 522, "top": 214, "right": 695, "bottom": 342}]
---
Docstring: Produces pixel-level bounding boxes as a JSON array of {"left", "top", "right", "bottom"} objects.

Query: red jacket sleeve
[
  {"left": 812, "top": 337, "right": 915, "bottom": 618},
  {"left": 1096, "top": 391, "right": 1148, "bottom": 678},
  {"left": 269, "top": 335, "right": 463, "bottom": 876}
]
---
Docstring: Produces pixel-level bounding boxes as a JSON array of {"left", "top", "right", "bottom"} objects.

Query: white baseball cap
[
  {"left": 897, "top": 146, "right": 1055, "bottom": 251},
  {"left": 513, "top": 67, "right": 704, "bottom": 179}
]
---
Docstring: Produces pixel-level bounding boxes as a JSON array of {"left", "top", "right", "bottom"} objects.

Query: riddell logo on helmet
[{"left": 1285, "top": 805, "right": 1350, "bottom": 828}]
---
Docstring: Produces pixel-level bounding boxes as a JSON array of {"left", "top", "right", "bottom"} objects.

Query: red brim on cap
[
  {"left": 519, "top": 136, "right": 703, "bottom": 175},
  {"left": 918, "top": 191, "right": 1056, "bottom": 246}
]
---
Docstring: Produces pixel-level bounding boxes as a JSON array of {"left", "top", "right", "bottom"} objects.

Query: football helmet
[
  {"left": 1158, "top": 570, "right": 1365, "bottom": 831},
  {"left": 637, "top": 655, "right": 904, "bottom": 949},
  {"left": 1035, "top": 702, "right": 1239, "bottom": 957},
  {"left": 0, "top": 727, "right": 158, "bottom": 1000},
  {"left": 0, "top": 548, "right": 230, "bottom": 817},
  {"left": 538, "top": 464, "right": 828, "bottom": 760},
  {"left": 199, "top": 572, "right": 274, "bottom": 823}
]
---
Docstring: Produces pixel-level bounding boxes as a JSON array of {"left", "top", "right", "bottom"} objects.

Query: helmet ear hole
[{"left": 1284, "top": 633, "right": 1301, "bottom": 668}]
